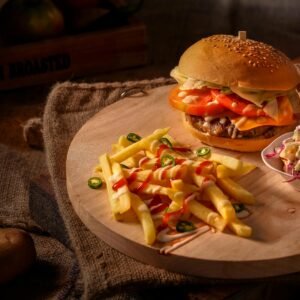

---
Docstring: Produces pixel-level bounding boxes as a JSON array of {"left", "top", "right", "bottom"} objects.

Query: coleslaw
[
  {"left": 280, "top": 125, "right": 300, "bottom": 176},
  {"left": 266, "top": 125, "right": 300, "bottom": 179}
]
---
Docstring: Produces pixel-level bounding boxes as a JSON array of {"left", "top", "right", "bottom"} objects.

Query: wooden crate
[{"left": 0, "top": 20, "right": 148, "bottom": 90}]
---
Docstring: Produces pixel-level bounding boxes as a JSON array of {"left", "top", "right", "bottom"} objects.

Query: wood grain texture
[
  {"left": 0, "top": 19, "right": 147, "bottom": 90},
  {"left": 66, "top": 85, "right": 300, "bottom": 279}
]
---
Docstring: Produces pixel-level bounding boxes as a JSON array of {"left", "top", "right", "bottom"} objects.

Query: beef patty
[{"left": 188, "top": 115, "right": 276, "bottom": 139}]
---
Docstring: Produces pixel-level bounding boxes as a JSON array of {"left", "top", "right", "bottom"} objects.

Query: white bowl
[{"left": 261, "top": 132, "right": 300, "bottom": 191}]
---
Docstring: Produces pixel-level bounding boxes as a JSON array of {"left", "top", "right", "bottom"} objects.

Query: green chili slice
[
  {"left": 196, "top": 147, "right": 211, "bottom": 157},
  {"left": 127, "top": 133, "right": 142, "bottom": 143},
  {"left": 233, "top": 203, "right": 245, "bottom": 213},
  {"left": 159, "top": 137, "right": 173, "bottom": 148},
  {"left": 88, "top": 177, "right": 103, "bottom": 189},
  {"left": 176, "top": 220, "right": 195, "bottom": 232},
  {"left": 161, "top": 154, "right": 175, "bottom": 167}
]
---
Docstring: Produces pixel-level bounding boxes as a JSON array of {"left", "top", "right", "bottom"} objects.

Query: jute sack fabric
[
  {"left": 43, "top": 78, "right": 300, "bottom": 299},
  {"left": 0, "top": 145, "right": 80, "bottom": 299}
]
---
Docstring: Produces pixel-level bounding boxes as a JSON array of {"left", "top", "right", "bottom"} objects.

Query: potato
[{"left": 0, "top": 228, "right": 36, "bottom": 284}]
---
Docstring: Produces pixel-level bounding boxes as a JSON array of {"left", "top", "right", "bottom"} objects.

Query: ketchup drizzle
[
  {"left": 156, "top": 144, "right": 169, "bottom": 157},
  {"left": 112, "top": 178, "right": 127, "bottom": 191},
  {"left": 132, "top": 173, "right": 153, "bottom": 193},
  {"left": 195, "top": 161, "right": 212, "bottom": 175}
]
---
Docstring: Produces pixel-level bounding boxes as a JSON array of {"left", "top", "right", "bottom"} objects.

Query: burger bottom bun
[{"left": 182, "top": 113, "right": 296, "bottom": 152}]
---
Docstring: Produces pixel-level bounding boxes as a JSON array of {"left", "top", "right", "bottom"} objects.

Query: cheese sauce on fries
[{"left": 92, "top": 128, "right": 256, "bottom": 253}]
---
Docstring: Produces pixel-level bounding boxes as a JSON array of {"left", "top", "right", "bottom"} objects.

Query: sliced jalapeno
[
  {"left": 233, "top": 203, "right": 245, "bottom": 213},
  {"left": 127, "top": 133, "right": 141, "bottom": 143},
  {"left": 196, "top": 147, "right": 211, "bottom": 157},
  {"left": 161, "top": 154, "right": 175, "bottom": 167},
  {"left": 176, "top": 220, "right": 195, "bottom": 232},
  {"left": 88, "top": 177, "right": 103, "bottom": 189},
  {"left": 159, "top": 137, "right": 173, "bottom": 148}
]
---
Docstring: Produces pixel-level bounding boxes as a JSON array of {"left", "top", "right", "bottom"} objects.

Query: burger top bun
[{"left": 178, "top": 34, "right": 299, "bottom": 91}]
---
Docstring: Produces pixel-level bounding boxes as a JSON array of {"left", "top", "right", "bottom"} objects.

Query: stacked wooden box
[{"left": 0, "top": 19, "right": 147, "bottom": 90}]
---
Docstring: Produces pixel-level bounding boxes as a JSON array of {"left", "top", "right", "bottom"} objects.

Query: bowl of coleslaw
[{"left": 261, "top": 125, "right": 300, "bottom": 191}]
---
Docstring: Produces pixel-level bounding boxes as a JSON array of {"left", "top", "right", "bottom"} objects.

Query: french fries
[
  {"left": 216, "top": 163, "right": 256, "bottom": 178},
  {"left": 209, "top": 153, "right": 242, "bottom": 171},
  {"left": 228, "top": 218, "right": 252, "bottom": 238},
  {"left": 93, "top": 128, "right": 257, "bottom": 247},
  {"left": 188, "top": 200, "right": 226, "bottom": 232},
  {"left": 203, "top": 182, "right": 236, "bottom": 222},
  {"left": 130, "top": 193, "right": 156, "bottom": 245},
  {"left": 110, "top": 128, "right": 170, "bottom": 163},
  {"left": 110, "top": 160, "right": 131, "bottom": 214},
  {"left": 99, "top": 153, "right": 121, "bottom": 218},
  {"left": 217, "top": 177, "right": 255, "bottom": 205}
]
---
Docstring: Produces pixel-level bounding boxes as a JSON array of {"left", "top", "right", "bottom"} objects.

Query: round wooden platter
[{"left": 66, "top": 85, "right": 300, "bottom": 279}]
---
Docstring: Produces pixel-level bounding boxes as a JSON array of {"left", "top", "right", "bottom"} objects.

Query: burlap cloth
[{"left": 1, "top": 78, "right": 300, "bottom": 299}]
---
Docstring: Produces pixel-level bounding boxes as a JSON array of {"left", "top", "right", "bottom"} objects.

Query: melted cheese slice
[{"left": 232, "top": 96, "right": 295, "bottom": 131}]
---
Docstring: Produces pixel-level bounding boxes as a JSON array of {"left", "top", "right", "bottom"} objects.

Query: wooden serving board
[{"left": 66, "top": 85, "right": 300, "bottom": 279}]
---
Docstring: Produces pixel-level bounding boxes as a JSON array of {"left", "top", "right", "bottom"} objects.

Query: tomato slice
[
  {"left": 169, "top": 87, "right": 226, "bottom": 116},
  {"left": 211, "top": 89, "right": 266, "bottom": 117}
]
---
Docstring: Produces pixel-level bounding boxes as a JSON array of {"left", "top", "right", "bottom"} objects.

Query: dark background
[{"left": 0, "top": 0, "right": 300, "bottom": 148}]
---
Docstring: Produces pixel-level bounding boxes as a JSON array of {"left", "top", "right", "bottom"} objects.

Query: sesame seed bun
[
  {"left": 183, "top": 113, "right": 296, "bottom": 152},
  {"left": 178, "top": 35, "right": 299, "bottom": 91}
]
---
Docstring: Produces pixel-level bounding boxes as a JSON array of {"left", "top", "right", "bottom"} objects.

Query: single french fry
[
  {"left": 138, "top": 157, "right": 159, "bottom": 169},
  {"left": 111, "top": 144, "right": 137, "bottom": 168},
  {"left": 113, "top": 137, "right": 141, "bottom": 168},
  {"left": 145, "top": 150, "right": 156, "bottom": 159},
  {"left": 167, "top": 191, "right": 192, "bottom": 219},
  {"left": 99, "top": 153, "right": 121, "bottom": 218},
  {"left": 228, "top": 218, "right": 252, "bottom": 238},
  {"left": 152, "top": 165, "right": 188, "bottom": 181},
  {"left": 203, "top": 182, "right": 236, "bottom": 221},
  {"left": 129, "top": 182, "right": 173, "bottom": 197},
  {"left": 168, "top": 189, "right": 188, "bottom": 212},
  {"left": 188, "top": 200, "right": 226, "bottom": 231},
  {"left": 216, "top": 163, "right": 256, "bottom": 179},
  {"left": 147, "top": 139, "right": 161, "bottom": 154},
  {"left": 209, "top": 153, "right": 242, "bottom": 171},
  {"left": 110, "top": 160, "right": 131, "bottom": 214},
  {"left": 118, "top": 135, "right": 132, "bottom": 147},
  {"left": 171, "top": 179, "right": 200, "bottom": 194},
  {"left": 217, "top": 177, "right": 255, "bottom": 205},
  {"left": 94, "top": 164, "right": 103, "bottom": 174},
  {"left": 192, "top": 173, "right": 205, "bottom": 189},
  {"left": 110, "top": 128, "right": 170, "bottom": 163},
  {"left": 130, "top": 193, "right": 156, "bottom": 245},
  {"left": 111, "top": 143, "right": 122, "bottom": 153},
  {"left": 168, "top": 199, "right": 183, "bottom": 212},
  {"left": 123, "top": 169, "right": 152, "bottom": 182},
  {"left": 93, "top": 169, "right": 105, "bottom": 182}
]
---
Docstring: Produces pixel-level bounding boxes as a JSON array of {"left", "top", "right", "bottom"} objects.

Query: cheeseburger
[{"left": 169, "top": 33, "right": 300, "bottom": 152}]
